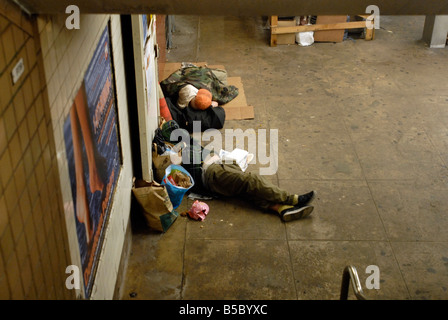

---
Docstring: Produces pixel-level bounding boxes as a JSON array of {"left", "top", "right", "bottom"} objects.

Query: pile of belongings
[
  {"left": 159, "top": 64, "right": 239, "bottom": 132},
  {"left": 151, "top": 119, "right": 211, "bottom": 195},
  {"left": 165, "top": 168, "right": 192, "bottom": 189}
]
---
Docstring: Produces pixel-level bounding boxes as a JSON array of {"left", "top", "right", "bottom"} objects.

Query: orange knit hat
[{"left": 194, "top": 89, "right": 212, "bottom": 110}]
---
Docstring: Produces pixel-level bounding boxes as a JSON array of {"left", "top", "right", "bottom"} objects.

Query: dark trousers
[{"left": 203, "top": 162, "right": 295, "bottom": 209}]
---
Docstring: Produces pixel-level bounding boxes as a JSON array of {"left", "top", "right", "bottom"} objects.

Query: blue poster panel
[{"left": 63, "top": 25, "right": 121, "bottom": 298}]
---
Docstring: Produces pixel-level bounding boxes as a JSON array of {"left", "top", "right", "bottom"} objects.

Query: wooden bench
[{"left": 269, "top": 15, "right": 375, "bottom": 47}]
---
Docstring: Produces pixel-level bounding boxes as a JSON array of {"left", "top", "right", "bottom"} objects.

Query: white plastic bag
[
  {"left": 296, "top": 30, "right": 314, "bottom": 46},
  {"left": 219, "top": 148, "right": 253, "bottom": 172},
  {"left": 295, "top": 17, "right": 314, "bottom": 46}
]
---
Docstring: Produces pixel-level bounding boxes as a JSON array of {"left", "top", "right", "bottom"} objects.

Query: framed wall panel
[{"left": 63, "top": 24, "right": 122, "bottom": 298}]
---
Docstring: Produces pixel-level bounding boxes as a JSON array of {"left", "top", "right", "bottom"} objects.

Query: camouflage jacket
[{"left": 160, "top": 66, "right": 239, "bottom": 105}]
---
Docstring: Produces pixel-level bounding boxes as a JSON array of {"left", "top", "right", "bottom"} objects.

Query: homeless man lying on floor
[
  {"left": 199, "top": 154, "right": 316, "bottom": 222},
  {"left": 154, "top": 131, "right": 316, "bottom": 222}
]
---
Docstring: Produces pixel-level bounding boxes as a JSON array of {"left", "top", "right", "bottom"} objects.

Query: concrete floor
[{"left": 122, "top": 15, "right": 448, "bottom": 300}]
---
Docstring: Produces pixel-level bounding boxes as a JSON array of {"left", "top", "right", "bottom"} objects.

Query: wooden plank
[
  {"left": 271, "top": 20, "right": 368, "bottom": 34},
  {"left": 270, "top": 15, "right": 278, "bottom": 47},
  {"left": 365, "top": 27, "right": 375, "bottom": 40},
  {"left": 357, "top": 15, "right": 370, "bottom": 19},
  {"left": 270, "top": 14, "right": 375, "bottom": 42}
]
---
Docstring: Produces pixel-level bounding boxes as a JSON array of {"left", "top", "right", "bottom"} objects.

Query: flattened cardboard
[
  {"left": 277, "top": 19, "right": 296, "bottom": 45},
  {"left": 161, "top": 62, "right": 208, "bottom": 80},
  {"left": 226, "top": 77, "right": 247, "bottom": 106},
  {"left": 223, "top": 77, "right": 254, "bottom": 120},
  {"left": 313, "top": 15, "right": 347, "bottom": 43},
  {"left": 223, "top": 105, "right": 255, "bottom": 120}
]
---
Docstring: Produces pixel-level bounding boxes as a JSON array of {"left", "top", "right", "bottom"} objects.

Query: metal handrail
[{"left": 340, "top": 265, "right": 367, "bottom": 300}]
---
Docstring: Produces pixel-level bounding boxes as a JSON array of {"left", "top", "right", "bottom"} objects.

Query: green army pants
[{"left": 203, "top": 162, "right": 296, "bottom": 209}]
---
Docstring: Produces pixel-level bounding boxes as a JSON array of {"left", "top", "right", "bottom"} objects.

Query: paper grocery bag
[
  {"left": 152, "top": 143, "right": 182, "bottom": 182},
  {"left": 132, "top": 179, "right": 178, "bottom": 232}
]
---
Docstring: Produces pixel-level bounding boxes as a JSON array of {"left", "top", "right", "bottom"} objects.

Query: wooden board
[
  {"left": 271, "top": 21, "right": 368, "bottom": 34},
  {"left": 269, "top": 15, "right": 375, "bottom": 46}
]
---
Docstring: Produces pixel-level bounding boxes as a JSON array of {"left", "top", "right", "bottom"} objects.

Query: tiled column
[{"left": 422, "top": 15, "right": 448, "bottom": 48}]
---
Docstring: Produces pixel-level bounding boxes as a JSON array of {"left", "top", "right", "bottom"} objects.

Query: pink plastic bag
[{"left": 187, "top": 200, "right": 209, "bottom": 221}]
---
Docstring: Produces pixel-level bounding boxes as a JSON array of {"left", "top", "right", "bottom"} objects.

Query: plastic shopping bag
[
  {"left": 296, "top": 30, "right": 314, "bottom": 46},
  {"left": 161, "top": 164, "right": 195, "bottom": 209}
]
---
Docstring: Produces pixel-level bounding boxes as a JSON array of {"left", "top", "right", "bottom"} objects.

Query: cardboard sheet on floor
[
  {"left": 161, "top": 62, "right": 208, "bottom": 80},
  {"left": 161, "top": 62, "right": 254, "bottom": 120},
  {"left": 223, "top": 77, "right": 254, "bottom": 120}
]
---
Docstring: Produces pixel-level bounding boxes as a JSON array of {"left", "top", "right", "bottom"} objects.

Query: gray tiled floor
[{"left": 123, "top": 15, "right": 448, "bottom": 300}]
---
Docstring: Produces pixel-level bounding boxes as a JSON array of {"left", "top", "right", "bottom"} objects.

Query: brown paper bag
[
  {"left": 132, "top": 179, "right": 178, "bottom": 232},
  {"left": 152, "top": 149, "right": 172, "bottom": 182},
  {"left": 152, "top": 142, "right": 183, "bottom": 182}
]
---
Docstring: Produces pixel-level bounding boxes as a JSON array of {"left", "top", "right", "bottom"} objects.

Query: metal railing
[{"left": 340, "top": 265, "right": 367, "bottom": 300}]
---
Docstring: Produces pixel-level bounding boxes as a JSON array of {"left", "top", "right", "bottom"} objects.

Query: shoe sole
[{"left": 282, "top": 205, "right": 314, "bottom": 222}]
